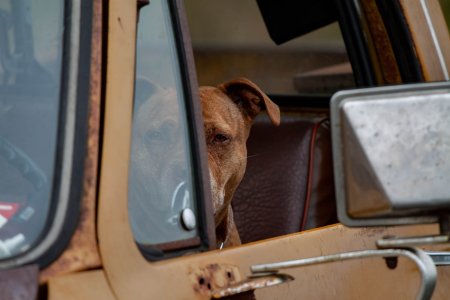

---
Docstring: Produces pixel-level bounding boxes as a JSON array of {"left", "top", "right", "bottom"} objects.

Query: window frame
[
  {"left": 0, "top": 0, "right": 92, "bottom": 269},
  {"left": 335, "top": 0, "right": 377, "bottom": 87},
  {"left": 372, "top": 0, "right": 424, "bottom": 83},
  {"left": 130, "top": 0, "right": 216, "bottom": 260}
]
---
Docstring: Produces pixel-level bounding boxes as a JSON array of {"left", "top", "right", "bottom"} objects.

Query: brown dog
[
  {"left": 129, "top": 77, "right": 279, "bottom": 249},
  {"left": 200, "top": 78, "right": 280, "bottom": 248}
]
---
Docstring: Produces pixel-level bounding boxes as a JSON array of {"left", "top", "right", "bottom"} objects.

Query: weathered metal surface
[
  {"left": 96, "top": 0, "right": 450, "bottom": 299},
  {"left": 331, "top": 82, "right": 450, "bottom": 227},
  {"left": 48, "top": 270, "right": 116, "bottom": 300},
  {"left": 359, "top": 0, "right": 402, "bottom": 84},
  {"left": 377, "top": 235, "right": 449, "bottom": 248},
  {"left": 251, "top": 248, "right": 437, "bottom": 300},
  {"left": 211, "top": 273, "right": 293, "bottom": 299},
  {"left": 189, "top": 263, "right": 284, "bottom": 299},
  {"left": 190, "top": 264, "right": 242, "bottom": 296},
  {"left": 343, "top": 92, "right": 450, "bottom": 213},
  {"left": 39, "top": 0, "right": 103, "bottom": 282},
  {"left": 0, "top": 264, "right": 39, "bottom": 300}
]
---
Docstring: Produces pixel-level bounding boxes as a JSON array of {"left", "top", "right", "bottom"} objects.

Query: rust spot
[
  {"left": 211, "top": 273, "right": 294, "bottom": 299},
  {"left": 189, "top": 264, "right": 242, "bottom": 296},
  {"left": 359, "top": 0, "right": 402, "bottom": 84},
  {"left": 207, "top": 263, "right": 220, "bottom": 272}
]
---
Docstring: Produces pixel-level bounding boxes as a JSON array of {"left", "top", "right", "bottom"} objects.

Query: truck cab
[{"left": 1, "top": 0, "right": 450, "bottom": 299}]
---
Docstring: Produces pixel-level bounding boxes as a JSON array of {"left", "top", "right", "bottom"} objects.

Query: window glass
[
  {"left": 128, "top": 0, "right": 198, "bottom": 247},
  {"left": 0, "top": 0, "right": 63, "bottom": 258}
]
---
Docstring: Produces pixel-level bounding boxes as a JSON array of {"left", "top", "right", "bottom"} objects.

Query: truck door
[{"left": 98, "top": 0, "right": 450, "bottom": 299}]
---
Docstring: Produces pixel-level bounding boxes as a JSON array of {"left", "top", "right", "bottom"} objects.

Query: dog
[
  {"left": 200, "top": 78, "right": 280, "bottom": 248},
  {"left": 129, "top": 77, "right": 280, "bottom": 249}
]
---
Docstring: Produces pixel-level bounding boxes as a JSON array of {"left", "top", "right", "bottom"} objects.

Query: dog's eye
[{"left": 213, "top": 133, "right": 229, "bottom": 144}]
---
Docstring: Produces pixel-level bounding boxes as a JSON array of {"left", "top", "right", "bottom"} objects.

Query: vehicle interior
[
  {"left": 185, "top": 0, "right": 352, "bottom": 243},
  {"left": 184, "top": 0, "right": 450, "bottom": 244}
]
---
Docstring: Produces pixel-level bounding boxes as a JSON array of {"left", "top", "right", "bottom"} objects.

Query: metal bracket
[
  {"left": 251, "top": 247, "right": 437, "bottom": 300},
  {"left": 376, "top": 234, "right": 450, "bottom": 267},
  {"left": 426, "top": 251, "right": 450, "bottom": 266},
  {"left": 376, "top": 235, "right": 449, "bottom": 248}
]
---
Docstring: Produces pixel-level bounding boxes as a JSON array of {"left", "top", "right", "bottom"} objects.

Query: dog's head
[
  {"left": 199, "top": 78, "right": 280, "bottom": 226},
  {"left": 130, "top": 77, "right": 279, "bottom": 246}
]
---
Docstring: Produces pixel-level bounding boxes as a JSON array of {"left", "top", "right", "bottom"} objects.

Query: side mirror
[
  {"left": 331, "top": 82, "right": 450, "bottom": 227},
  {"left": 249, "top": 83, "right": 449, "bottom": 299}
]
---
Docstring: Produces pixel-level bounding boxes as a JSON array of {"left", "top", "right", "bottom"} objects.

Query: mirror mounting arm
[{"left": 251, "top": 247, "right": 437, "bottom": 300}]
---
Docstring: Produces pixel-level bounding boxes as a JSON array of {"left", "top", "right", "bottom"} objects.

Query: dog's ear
[{"left": 218, "top": 78, "right": 280, "bottom": 126}]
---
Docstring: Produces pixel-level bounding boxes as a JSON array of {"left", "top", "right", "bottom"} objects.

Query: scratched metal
[
  {"left": 331, "top": 82, "right": 450, "bottom": 227},
  {"left": 342, "top": 93, "right": 450, "bottom": 215},
  {"left": 211, "top": 273, "right": 293, "bottom": 298}
]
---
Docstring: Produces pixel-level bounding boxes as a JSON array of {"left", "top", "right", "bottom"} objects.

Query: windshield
[{"left": 0, "top": 0, "right": 63, "bottom": 259}]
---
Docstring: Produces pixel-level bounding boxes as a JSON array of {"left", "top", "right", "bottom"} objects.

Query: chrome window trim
[{"left": 420, "top": 0, "right": 449, "bottom": 80}]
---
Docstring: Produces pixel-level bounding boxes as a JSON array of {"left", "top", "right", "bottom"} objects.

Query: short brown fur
[{"left": 200, "top": 78, "right": 280, "bottom": 247}]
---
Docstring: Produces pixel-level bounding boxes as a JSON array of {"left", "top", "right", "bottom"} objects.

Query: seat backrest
[{"left": 232, "top": 111, "right": 337, "bottom": 243}]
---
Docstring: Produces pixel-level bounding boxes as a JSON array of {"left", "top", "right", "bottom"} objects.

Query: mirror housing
[{"left": 331, "top": 82, "right": 450, "bottom": 227}]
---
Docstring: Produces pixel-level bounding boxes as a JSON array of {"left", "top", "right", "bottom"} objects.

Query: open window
[
  {"left": 181, "top": 0, "right": 450, "bottom": 245},
  {"left": 184, "top": 0, "right": 356, "bottom": 244}
]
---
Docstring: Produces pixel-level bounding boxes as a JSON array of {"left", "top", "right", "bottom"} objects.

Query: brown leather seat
[{"left": 232, "top": 111, "right": 337, "bottom": 243}]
